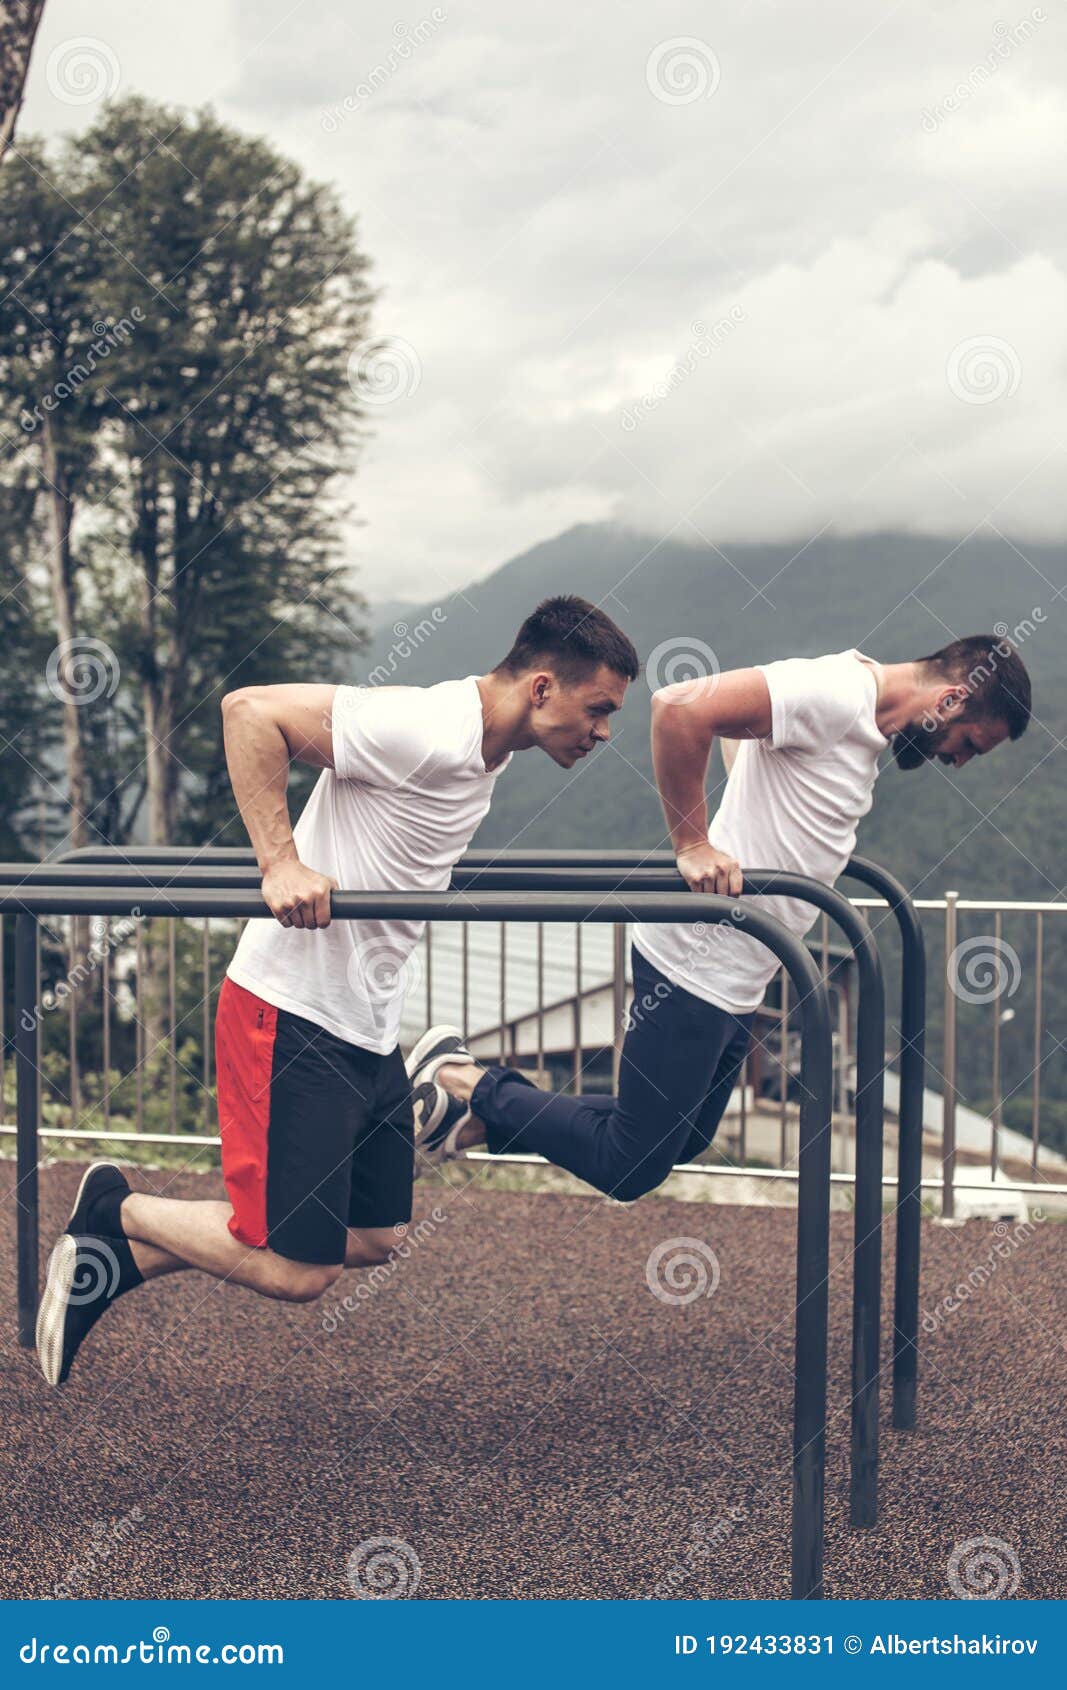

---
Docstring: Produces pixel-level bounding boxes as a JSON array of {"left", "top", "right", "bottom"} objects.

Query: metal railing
[{"left": 4, "top": 883, "right": 834, "bottom": 1602}]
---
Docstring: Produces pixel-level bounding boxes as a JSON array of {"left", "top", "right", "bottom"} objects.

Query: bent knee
[
  {"left": 270, "top": 1257, "right": 343, "bottom": 1304},
  {"left": 609, "top": 1163, "right": 666, "bottom": 1204}
]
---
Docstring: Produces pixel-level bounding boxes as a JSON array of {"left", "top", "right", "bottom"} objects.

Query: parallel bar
[
  {"left": 456, "top": 861, "right": 885, "bottom": 1531},
  {"left": 844, "top": 856, "right": 926, "bottom": 1434},
  {"left": 4, "top": 881, "right": 833, "bottom": 1602},
  {"left": 45, "top": 840, "right": 928, "bottom": 1437}
]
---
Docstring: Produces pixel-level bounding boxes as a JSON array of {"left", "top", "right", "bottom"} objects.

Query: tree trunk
[
  {"left": 133, "top": 460, "right": 173, "bottom": 1095},
  {"left": 0, "top": 1, "right": 47, "bottom": 161},
  {"left": 40, "top": 415, "right": 89, "bottom": 851}
]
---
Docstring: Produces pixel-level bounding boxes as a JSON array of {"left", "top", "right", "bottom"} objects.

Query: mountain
[
  {"left": 354, "top": 524, "right": 1067, "bottom": 1138},
  {"left": 359, "top": 524, "right": 1065, "bottom": 895}
]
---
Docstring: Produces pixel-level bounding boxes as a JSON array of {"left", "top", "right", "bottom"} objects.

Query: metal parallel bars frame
[
  {"left": 4, "top": 885, "right": 833, "bottom": 1603},
  {"left": 453, "top": 862, "right": 886, "bottom": 1530},
  {"left": 42, "top": 841, "right": 926, "bottom": 1431}
]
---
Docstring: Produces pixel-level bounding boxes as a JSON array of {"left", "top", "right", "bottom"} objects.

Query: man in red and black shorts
[{"left": 35, "top": 599, "right": 638, "bottom": 1385}]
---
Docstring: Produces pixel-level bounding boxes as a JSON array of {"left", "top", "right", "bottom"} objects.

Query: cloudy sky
[{"left": 22, "top": 0, "right": 1067, "bottom": 601}]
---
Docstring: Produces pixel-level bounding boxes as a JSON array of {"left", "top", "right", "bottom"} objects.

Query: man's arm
[
  {"left": 221, "top": 683, "right": 340, "bottom": 929},
  {"left": 650, "top": 668, "right": 773, "bottom": 896}
]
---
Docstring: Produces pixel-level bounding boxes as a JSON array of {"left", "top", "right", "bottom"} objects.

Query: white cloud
[{"left": 20, "top": 0, "right": 1067, "bottom": 597}]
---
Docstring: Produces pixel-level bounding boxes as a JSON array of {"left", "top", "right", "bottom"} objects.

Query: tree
[
  {"left": 78, "top": 96, "right": 376, "bottom": 842},
  {"left": 1, "top": 97, "right": 379, "bottom": 1105},
  {"left": 0, "top": 140, "right": 112, "bottom": 852}
]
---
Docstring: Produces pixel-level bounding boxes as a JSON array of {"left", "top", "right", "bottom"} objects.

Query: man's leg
[
  {"left": 676, "top": 1014, "right": 754, "bottom": 1165},
  {"left": 344, "top": 1047, "right": 415, "bottom": 1266},
  {"left": 438, "top": 948, "right": 745, "bottom": 1201},
  {"left": 119, "top": 1193, "right": 341, "bottom": 1301}
]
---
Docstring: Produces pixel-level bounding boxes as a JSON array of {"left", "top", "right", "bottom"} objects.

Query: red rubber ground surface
[{"left": 1, "top": 1161, "right": 1063, "bottom": 1600}]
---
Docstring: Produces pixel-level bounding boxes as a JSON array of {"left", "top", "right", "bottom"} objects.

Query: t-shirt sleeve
[
  {"left": 758, "top": 655, "right": 874, "bottom": 755},
  {"left": 331, "top": 684, "right": 456, "bottom": 788}
]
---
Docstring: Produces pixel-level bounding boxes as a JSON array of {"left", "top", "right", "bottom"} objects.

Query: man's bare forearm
[
  {"left": 222, "top": 694, "right": 298, "bottom": 873},
  {"left": 651, "top": 698, "right": 714, "bottom": 854}
]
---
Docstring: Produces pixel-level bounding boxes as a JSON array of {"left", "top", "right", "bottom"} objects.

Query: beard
[{"left": 892, "top": 719, "right": 946, "bottom": 770}]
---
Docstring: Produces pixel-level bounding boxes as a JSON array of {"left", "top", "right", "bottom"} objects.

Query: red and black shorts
[{"left": 215, "top": 977, "right": 414, "bottom": 1266}]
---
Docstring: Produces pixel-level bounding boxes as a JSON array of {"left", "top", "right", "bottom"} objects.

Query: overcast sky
[{"left": 22, "top": 0, "right": 1067, "bottom": 602}]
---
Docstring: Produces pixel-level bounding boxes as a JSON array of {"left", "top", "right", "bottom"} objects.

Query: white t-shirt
[
  {"left": 227, "top": 676, "right": 511, "bottom": 1053},
  {"left": 632, "top": 650, "right": 889, "bottom": 1014}
]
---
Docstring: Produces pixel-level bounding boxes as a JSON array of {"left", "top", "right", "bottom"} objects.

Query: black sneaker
[
  {"left": 413, "top": 1080, "right": 473, "bottom": 1175},
  {"left": 405, "top": 1024, "right": 475, "bottom": 1087},
  {"left": 66, "top": 1161, "right": 131, "bottom": 1237},
  {"left": 36, "top": 1233, "right": 142, "bottom": 1387}
]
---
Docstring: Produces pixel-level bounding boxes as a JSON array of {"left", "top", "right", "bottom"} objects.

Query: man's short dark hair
[
  {"left": 495, "top": 595, "right": 640, "bottom": 685},
  {"left": 919, "top": 634, "right": 1032, "bottom": 739}
]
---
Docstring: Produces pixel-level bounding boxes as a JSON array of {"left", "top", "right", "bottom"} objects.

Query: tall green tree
[
  {"left": 80, "top": 95, "right": 377, "bottom": 843},
  {"left": 0, "top": 100, "right": 377, "bottom": 851}
]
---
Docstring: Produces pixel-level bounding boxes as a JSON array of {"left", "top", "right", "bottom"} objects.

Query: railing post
[
  {"left": 15, "top": 912, "right": 40, "bottom": 1347},
  {"left": 536, "top": 922, "right": 545, "bottom": 1085},
  {"left": 573, "top": 925, "right": 582, "bottom": 1095},
  {"left": 991, "top": 909, "right": 1001, "bottom": 1181},
  {"left": 1032, "top": 911, "right": 1043, "bottom": 1178},
  {"left": 612, "top": 923, "right": 626, "bottom": 1091},
  {"left": 941, "top": 891, "right": 958, "bottom": 1221}
]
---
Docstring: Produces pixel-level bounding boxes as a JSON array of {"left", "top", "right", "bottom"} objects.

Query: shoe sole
[
  {"left": 66, "top": 1159, "right": 125, "bottom": 1231},
  {"left": 36, "top": 1233, "right": 76, "bottom": 1388},
  {"left": 405, "top": 1025, "right": 471, "bottom": 1084}
]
